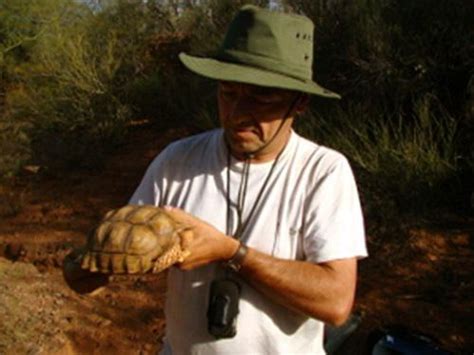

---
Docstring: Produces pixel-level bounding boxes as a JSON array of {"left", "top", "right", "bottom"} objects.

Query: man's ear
[{"left": 294, "top": 94, "right": 310, "bottom": 114}]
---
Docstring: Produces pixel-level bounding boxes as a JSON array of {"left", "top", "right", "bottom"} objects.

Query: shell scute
[
  {"left": 97, "top": 253, "right": 112, "bottom": 273},
  {"left": 127, "top": 206, "right": 159, "bottom": 224},
  {"left": 92, "top": 221, "right": 112, "bottom": 247},
  {"left": 104, "top": 221, "right": 131, "bottom": 252},
  {"left": 109, "top": 205, "right": 136, "bottom": 222},
  {"left": 128, "top": 224, "right": 160, "bottom": 256}
]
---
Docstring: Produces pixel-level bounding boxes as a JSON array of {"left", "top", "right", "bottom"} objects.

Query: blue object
[{"left": 372, "top": 328, "right": 450, "bottom": 355}]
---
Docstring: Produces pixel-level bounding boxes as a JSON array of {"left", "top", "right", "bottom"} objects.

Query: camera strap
[{"left": 225, "top": 148, "right": 283, "bottom": 240}]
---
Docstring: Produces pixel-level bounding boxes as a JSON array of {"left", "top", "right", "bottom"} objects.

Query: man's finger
[
  {"left": 177, "top": 259, "right": 204, "bottom": 271},
  {"left": 163, "top": 206, "right": 195, "bottom": 224},
  {"left": 179, "top": 228, "right": 194, "bottom": 249}
]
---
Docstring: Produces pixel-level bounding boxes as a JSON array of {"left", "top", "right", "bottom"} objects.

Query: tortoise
[{"left": 80, "top": 205, "right": 190, "bottom": 274}]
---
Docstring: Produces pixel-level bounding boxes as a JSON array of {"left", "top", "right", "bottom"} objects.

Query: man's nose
[{"left": 227, "top": 94, "right": 253, "bottom": 123}]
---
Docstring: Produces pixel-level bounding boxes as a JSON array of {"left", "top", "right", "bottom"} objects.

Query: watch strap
[{"left": 225, "top": 242, "right": 248, "bottom": 272}]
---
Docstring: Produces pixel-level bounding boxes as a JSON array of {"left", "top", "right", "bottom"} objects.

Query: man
[{"left": 130, "top": 5, "right": 367, "bottom": 354}]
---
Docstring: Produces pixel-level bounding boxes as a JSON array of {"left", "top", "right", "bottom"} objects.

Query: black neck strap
[{"left": 225, "top": 143, "right": 285, "bottom": 239}]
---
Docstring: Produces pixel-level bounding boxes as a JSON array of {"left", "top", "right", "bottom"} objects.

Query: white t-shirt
[{"left": 130, "top": 129, "right": 367, "bottom": 355}]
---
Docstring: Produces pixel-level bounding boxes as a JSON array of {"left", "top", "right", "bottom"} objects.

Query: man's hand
[{"left": 164, "top": 206, "right": 239, "bottom": 270}]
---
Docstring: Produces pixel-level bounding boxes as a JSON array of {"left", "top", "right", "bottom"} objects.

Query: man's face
[{"left": 218, "top": 81, "right": 304, "bottom": 160}]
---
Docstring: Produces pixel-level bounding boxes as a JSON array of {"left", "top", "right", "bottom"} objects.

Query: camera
[{"left": 207, "top": 278, "right": 241, "bottom": 339}]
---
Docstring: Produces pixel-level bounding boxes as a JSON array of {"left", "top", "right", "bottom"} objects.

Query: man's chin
[
  {"left": 228, "top": 142, "right": 261, "bottom": 158},
  {"left": 225, "top": 136, "right": 254, "bottom": 151}
]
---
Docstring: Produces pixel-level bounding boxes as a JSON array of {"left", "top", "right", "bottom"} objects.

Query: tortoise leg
[{"left": 152, "top": 243, "right": 190, "bottom": 273}]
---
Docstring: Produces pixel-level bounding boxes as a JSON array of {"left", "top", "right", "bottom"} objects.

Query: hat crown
[
  {"left": 178, "top": 5, "right": 341, "bottom": 99},
  {"left": 217, "top": 5, "right": 315, "bottom": 81}
]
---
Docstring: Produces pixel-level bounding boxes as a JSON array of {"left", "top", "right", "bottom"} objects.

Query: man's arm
[
  {"left": 164, "top": 207, "right": 357, "bottom": 326},
  {"left": 240, "top": 248, "right": 356, "bottom": 326}
]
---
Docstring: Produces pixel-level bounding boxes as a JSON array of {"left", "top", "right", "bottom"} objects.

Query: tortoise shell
[{"left": 81, "top": 205, "right": 188, "bottom": 274}]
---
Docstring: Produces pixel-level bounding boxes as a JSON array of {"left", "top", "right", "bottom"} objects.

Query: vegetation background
[
  {"left": 0, "top": 0, "right": 473, "bottom": 352},
  {"left": 1, "top": 0, "right": 473, "bottom": 235}
]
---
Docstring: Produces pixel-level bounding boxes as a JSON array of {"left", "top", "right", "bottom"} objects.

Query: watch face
[{"left": 224, "top": 260, "right": 240, "bottom": 273}]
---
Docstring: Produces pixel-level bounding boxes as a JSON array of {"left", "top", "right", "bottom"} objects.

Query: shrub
[
  {"left": 0, "top": 115, "right": 30, "bottom": 178},
  {"left": 7, "top": 19, "right": 130, "bottom": 170},
  {"left": 1, "top": 0, "right": 172, "bottom": 174}
]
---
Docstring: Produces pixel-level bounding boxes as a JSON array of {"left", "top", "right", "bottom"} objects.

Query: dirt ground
[{"left": 0, "top": 124, "right": 473, "bottom": 354}]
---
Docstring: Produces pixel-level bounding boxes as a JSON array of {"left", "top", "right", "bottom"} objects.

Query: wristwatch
[{"left": 224, "top": 242, "right": 248, "bottom": 272}]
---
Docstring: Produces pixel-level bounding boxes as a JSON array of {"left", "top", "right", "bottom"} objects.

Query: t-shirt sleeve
[{"left": 303, "top": 156, "right": 367, "bottom": 263}]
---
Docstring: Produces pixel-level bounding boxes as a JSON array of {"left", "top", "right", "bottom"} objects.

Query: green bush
[
  {"left": 0, "top": 116, "right": 30, "bottom": 178},
  {"left": 0, "top": 0, "right": 75, "bottom": 176},
  {"left": 7, "top": 17, "right": 130, "bottom": 170},
  {"left": 0, "top": 0, "right": 172, "bottom": 174}
]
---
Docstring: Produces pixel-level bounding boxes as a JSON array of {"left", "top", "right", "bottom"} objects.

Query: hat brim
[{"left": 179, "top": 53, "right": 341, "bottom": 99}]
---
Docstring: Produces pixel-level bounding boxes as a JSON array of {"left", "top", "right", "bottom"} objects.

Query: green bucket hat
[{"left": 179, "top": 5, "right": 340, "bottom": 99}]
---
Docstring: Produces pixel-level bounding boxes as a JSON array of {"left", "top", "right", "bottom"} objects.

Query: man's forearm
[{"left": 238, "top": 247, "right": 357, "bottom": 326}]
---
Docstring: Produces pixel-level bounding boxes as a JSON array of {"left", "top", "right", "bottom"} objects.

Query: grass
[{"left": 295, "top": 97, "right": 460, "bottom": 216}]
